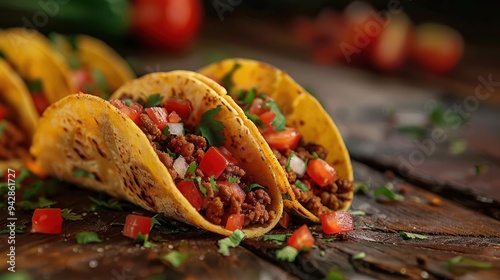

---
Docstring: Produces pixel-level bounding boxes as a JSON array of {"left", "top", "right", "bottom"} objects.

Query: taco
[
  {"left": 0, "top": 28, "right": 75, "bottom": 114},
  {"left": 198, "top": 58, "right": 354, "bottom": 223},
  {"left": 0, "top": 59, "right": 38, "bottom": 170},
  {"left": 49, "top": 33, "right": 135, "bottom": 98},
  {"left": 30, "top": 72, "right": 283, "bottom": 237}
]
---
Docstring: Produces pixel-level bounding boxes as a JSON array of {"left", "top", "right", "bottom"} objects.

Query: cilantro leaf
[
  {"left": 354, "top": 182, "right": 370, "bottom": 195},
  {"left": 282, "top": 193, "right": 292, "bottom": 200},
  {"left": 399, "top": 232, "right": 428, "bottom": 240},
  {"left": 263, "top": 234, "right": 288, "bottom": 242},
  {"left": 312, "top": 152, "right": 320, "bottom": 159},
  {"left": 166, "top": 148, "right": 176, "bottom": 158},
  {"left": 218, "top": 229, "right": 245, "bottom": 256},
  {"left": 430, "top": 104, "right": 468, "bottom": 129},
  {"left": 185, "top": 162, "right": 197, "bottom": 180},
  {"left": 162, "top": 251, "right": 189, "bottom": 268},
  {"left": 239, "top": 88, "right": 256, "bottom": 106},
  {"left": 276, "top": 246, "right": 299, "bottom": 262},
  {"left": 221, "top": 63, "right": 241, "bottom": 94},
  {"left": 124, "top": 99, "right": 132, "bottom": 106},
  {"left": 323, "top": 269, "right": 348, "bottom": 280},
  {"left": 195, "top": 105, "right": 225, "bottom": 147},
  {"left": 72, "top": 168, "right": 95, "bottom": 179},
  {"left": 76, "top": 231, "right": 102, "bottom": 244},
  {"left": 145, "top": 93, "right": 163, "bottom": 107},
  {"left": 26, "top": 79, "right": 43, "bottom": 93},
  {"left": 286, "top": 152, "right": 295, "bottom": 172},
  {"left": 195, "top": 176, "right": 205, "bottom": 196},
  {"left": 18, "top": 197, "right": 56, "bottom": 210},
  {"left": 228, "top": 177, "right": 238, "bottom": 184},
  {"left": 352, "top": 252, "right": 366, "bottom": 260},
  {"left": 323, "top": 236, "right": 336, "bottom": 242},
  {"left": 135, "top": 233, "right": 156, "bottom": 248},
  {"left": 0, "top": 225, "right": 26, "bottom": 234},
  {"left": 61, "top": 208, "right": 83, "bottom": 221},
  {"left": 162, "top": 126, "right": 171, "bottom": 137},
  {"left": 21, "top": 180, "right": 44, "bottom": 200},
  {"left": 447, "top": 256, "right": 492, "bottom": 270},
  {"left": 150, "top": 213, "right": 193, "bottom": 234},
  {"left": 374, "top": 185, "right": 404, "bottom": 201},
  {"left": 295, "top": 180, "right": 309, "bottom": 191},
  {"left": 349, "top": 210, "right": 366, "bottom": 216},
  {"left": 244, "top": 111, "right": 264, "bottom": 129},
  {"left": 449, "top": 139, "right": 467, "bottom": 155},
  {"left": 88, "top": 196, "right": 124, "bottom": 211},
  {"left": 209, "top": 175, "right": 218, "bottom": 192},
  {"left": 243, "top": 183, "right": 264, "bottom": 193},
  {"left": 264, "top": 100, "right": 286, "bottom": 131}
]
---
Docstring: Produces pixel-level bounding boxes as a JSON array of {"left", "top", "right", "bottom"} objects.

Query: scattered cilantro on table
[
  {"left": 162, "top": 251, "right": 189, "bottom": 268},
  {"left": 76, "top": 231, "right": 102, "bottom": 244},
  {"left": 218, "top": 229, "right": 245, "bottom": 256}
]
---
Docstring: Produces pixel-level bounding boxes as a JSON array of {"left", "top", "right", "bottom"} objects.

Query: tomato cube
[
  {"left": 306, "top": 159, "right": 337, "bottom": 187},
  {"left": 264, "top": 127, "right": 301, "bottom": 151},
  {"left": 320, "top": 212, "right": 354, "bottom": 234},
  {"left": 168, "top": 111, "right": 182, "bottom": 123},
  {"left": 164, "top": 97, "right": 192, "bottom": 120},
  {"left": 32, "top": 208, "right": 63, "bottom": 234},
  {"left": 123, "top": 214, "right": 151, "bottom": 239},
  {"left": 146, "top": 107, "right": 169, "bottom": 130},
  {"left": 177, "top": 180, "right": 203, "bottom": 211},
  {"left": 288, "top": 224, "right": 314, "bottom": 250},
  {"left": 199, "top": 147, "right": 231, "bottom": 179},
  {"left": 225, "top": 213, "right": 245, "bottom": 231}
]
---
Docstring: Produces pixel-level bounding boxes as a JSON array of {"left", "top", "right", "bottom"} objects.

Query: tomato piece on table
[
  {"left": 288, "top": 224, "right": 315, "bottom": 250},
  {"left": 264, "top": 127, "right": 301, "bottom": 151},
  {"left": 164, "top": 97, "right": 192, "bottom": 120},
  {"left": 279, "top": 211, "right": 290, "bottom": 229},
  {"left": 199, "top": 147, "right": 232, "bottom": 179},
  {"left": 306, "top": 158, "right": 337, "bottom": 187},
  {"left": 146, "top": 107, "right": 169, "bottom": 129},
  {"left": 177, "top": 180, "right": 203, "bottom": 211},
  {"left": 320, "top": 212, "right": 354, "bottom": 234},
  {"left": 123, "top": 214, "right": 151, "bottom": 239},
  {"left": 32, "top": 208, "right": 63, "bottom": 234},
  {"left": 225, "top": 213, "right": 245, "bottom": 231},
  {"left": 31, "top": 94, "right": 50, "bottom": 115}
]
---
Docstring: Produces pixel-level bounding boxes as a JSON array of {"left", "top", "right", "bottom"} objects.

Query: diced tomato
[
  {"left": 31, "top": 94, "right": 50, "bottom": 115},
  {"left": 146, "top": 107, "right": 169, "bottom": 129},
  {"left": 306, "top": 159, "right": 337, "bottom": 187},
  {"left": 199, "top": 147, "right": 231, "bottom": 179},
  {"left": 123, "top": 214, "right": 151, "bottom": 239},
  {"left": 120, "top": 106, "right": 141, "bottom": 124},
  {"left": 259, "top": 111, "right": 276, "bottom": 132},
  {"left": 218, "top": 146, "right": 238, "bottom": 164},
  {"left": 320, "top": 212, "right": 354, "bottom": 234},
  {"left": 168, "top": 111, "right": 182, "bottom": 123},
  {"left": 225, "top": 213, "right": 245, "bottom": 231},
  {"left": 217, "top": 181, "right": 246, "bottom": 202},
  {"left": 0, "top": 105, "right": 6, "bottom": 120},
  {"left": 72, "top": 68, "right": 94, "bottom": 92},
  {"left": 110, "top": 99, "right": 125, "bottom": 109},
  {"left": 177, "top": 180, "right": 203, "bottom": 211},
  {"left": 279, "top": 212, "right": 290, "bottom": 229},
  {"left": 288, "top": 224, "right": 315, "bottom": 250},
  {"left": 164, "top": 97, "right": 192, "bottom": 120},
  {"left": 111, "top": 99, "right": 142, "bottom": 124},
  {"left": 264, "top": 127, "right": 301, "bottom": 151},
  {"left": 249, "top": 98, "right": 267, "bottom": 115},
  {"left": 32, "top": 208, "right": 63, "bottom": 234}
]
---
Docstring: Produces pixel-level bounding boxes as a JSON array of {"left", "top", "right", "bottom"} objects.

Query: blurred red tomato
[
  {"left": 132, "top": 0, "right": 202, "bottom": 50},
  {"left": 412, "top": 23, "right": 464, "bottom": 74}
]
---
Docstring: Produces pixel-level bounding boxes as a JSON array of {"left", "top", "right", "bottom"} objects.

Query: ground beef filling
[
  {"left": 0, "top": 121, "right": 29, "bottom": 160},
  {"left": 137, "top": 113, "right": 275, "bottom": 227},
  {"left": 273, "top": 143, "right": 354, "bottom": 217}
]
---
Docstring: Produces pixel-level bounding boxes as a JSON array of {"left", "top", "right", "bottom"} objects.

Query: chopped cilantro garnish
[
  {"left": 397, "top": 125, "right": 426, "bottom": 140},
  {"left": 295, "top": 180, "right": 309, "bottom": 191},
  {"left": 166, "top": 148, "right": 176, "bottom": 158},
  {"left": 282, "top": 193, "right": 292, "bottom": 200},
  {"left": 90, "top": 69, "right": 109, "bottom": 98},
  {"left": 162, "top": 126, "right": 170, "bottom": 137},
  {"left": 221, "top": 63, "right": 241, "bottom": 93},
  {"left": 243, "top": 183, "right": 264, "bottom": 193},
  {"left": 135, "top": 233, "right": 156, "bottom": 248},
  {"left": 61, "top": 208, "right": 83, "bottom": 221},
  {"left": 239, "top": 88, "right": 256, "bottom": 106},
  {"left": 124, "top": 99, "right": 132, "bottom": 106},
  {"left": 228, "top": 177, "right": 238, "bottom": 184},
  {"left": 234, "top": 89, "right": 246, "bottom": 100},
  {"left": 374, "top": 185, "right": 404, "bottom": 201},
  {"left": 472, "top": 164, "right": 489, "bottom": 176},
  {"left": 312, "top": 152, "right": 320, "bottom": 159},
  {"left": 26, "top": 79, "right": 43, "bottom": 93},
  {"left": 447, "top": 256, "right": 491, "bottom": 270},
  {"left": 162, "top": 251, "right": 189, "bottom": 268},
  {"left": 218, "top": 229, "right": 245, "bottom": 256},
  {"left": 21, "top": 180, "right": 44, "bottom": 200},
  {"left": 195, "top": 176, "right": 205, "bottom": 196},
  {"left": 276, "top": 246, "right": 299, "bottom": 262},
  {"left": 150, "top": 213, "right": 193, "bottom": 234},
  {"left": 353, "top": 182, "right": 370, "bottom": 195},
  {"left": 286, "top": 152, "right": 295, "bottom": 172},
  {"left": 145, "top": 93, "right": 163, "bottom": 107},
  {"left": 349, "top": 210, "right": 366, "bottom": 216},
  {"left": 72, "top": 168, "right": 95, "bottom": 179},
  {"left": 323, "top": 269, "right": 348, "bottom": 280},
  {"left": 18, "top": 197, "right": 56, "bottom": 210},
  {"left": 88, "top": 196, "right": 124, "bottom": 211},
  {"left": 429, "top": 104, "right": 468, "bottom": 129},
  {"left": 195, "top": 105, "right": 226, "bottom": 147},
  {"left": 76, "top": 231, "right": 102, "bottom": 244},
  {"left": 449, "top": 139, "right": 467, "bottom": 155},
  {"left": 244, "top": 111, "right": 264, "bottom": 128},
  {"left": 0, "top": 225, "right": 26, "bottom": 234},
  {"left": 264, "top": 100, "right": 286, "bottom": 131},
  {"left": 320, "top": 250, "right": 326, "bottom": 257},
  {"left": 352, "top": 252, "right": 366, "bottom": 260},
  {"left": 323, "top": 236, "right": 336, "bottom": 242},
  {"left": 185, "top": 162, "right": 197, "bottom": 180},
  {"left": 263, "top": 234, "right": 288, "bottom": 242},
  {"left": 399, "top": 232, "right": 427, "bottom": 240},
  {"left": 209, "top": 175, "right": 218, "bottom": 192}
]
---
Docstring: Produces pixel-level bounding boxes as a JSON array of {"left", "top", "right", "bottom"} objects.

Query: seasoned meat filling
[{"left": 0, "top": 121, "right": 29, "bottom": 161}]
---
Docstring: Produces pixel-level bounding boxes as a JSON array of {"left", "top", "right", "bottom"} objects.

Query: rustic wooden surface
[{"left": 2, "top": 23, "right": 500, "bottom": 279}]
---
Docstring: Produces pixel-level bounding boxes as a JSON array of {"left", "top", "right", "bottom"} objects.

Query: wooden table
[{"left": 1, "top": 38, "right": 499, "bottom": 280}]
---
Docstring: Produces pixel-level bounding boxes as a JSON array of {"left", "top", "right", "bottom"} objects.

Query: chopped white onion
[
  {"left": 290, "top": 155, "right": 306, "bottom": 177},
  {"left": 168, "top": 123, "right": 184, "bottom": 136},
  {"left": 173, "top": 155, "right": 188, "bottom": 178}
]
